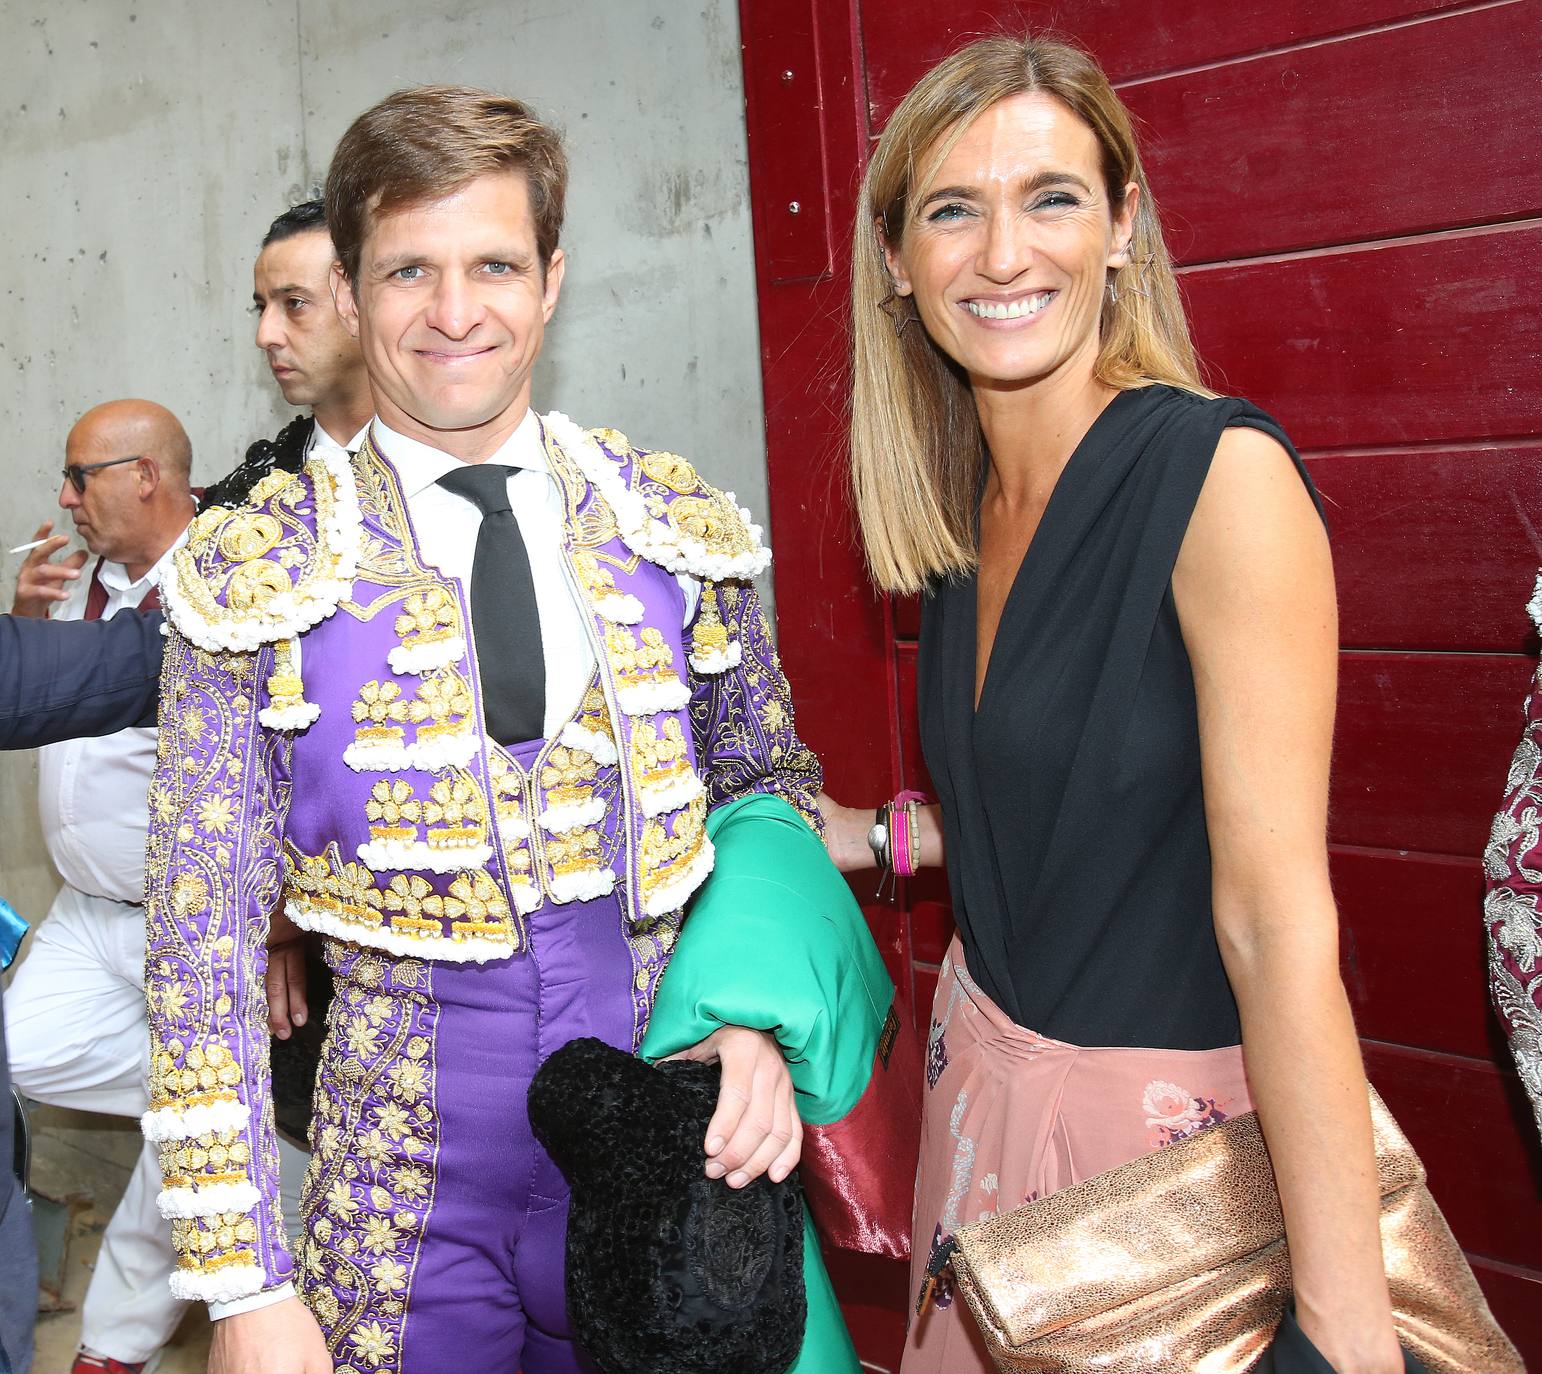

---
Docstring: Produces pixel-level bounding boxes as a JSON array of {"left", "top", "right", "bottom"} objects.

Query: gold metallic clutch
[{"left": 946, "top": 1086, "right": 1522, "bottom": 1373}]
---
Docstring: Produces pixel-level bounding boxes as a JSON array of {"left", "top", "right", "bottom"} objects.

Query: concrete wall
[{"left": 0, "top": 0, "right": 766, "bottom": 926}]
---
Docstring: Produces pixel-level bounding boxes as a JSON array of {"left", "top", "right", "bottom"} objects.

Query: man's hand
[
  {"left": 669, "top": 1025, "right": 801, "bottom": 1188},
  {"left": 11, "top": 520, "right": 87, "bottom": 617},
  {"left": 210, "top": 1297, "right": 332, "bottom": 1373},
  {"left": 265, "top": 906, "right": 309, "bottom": 1039}
]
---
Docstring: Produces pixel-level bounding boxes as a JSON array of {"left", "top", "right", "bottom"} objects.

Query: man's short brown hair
[{"left": 325, "top": 85, "right": 567, "bottom": 282}]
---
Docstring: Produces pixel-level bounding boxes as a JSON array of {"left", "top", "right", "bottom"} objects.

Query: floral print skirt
[{"left": 902, "top": 940, "right": 1253, "bottom": 1374}]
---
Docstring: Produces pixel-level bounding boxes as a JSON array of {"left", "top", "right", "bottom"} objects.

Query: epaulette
[
  {"left": 163, "top": 445, "right": 362, "bottom": 657},
  {"left": 197, "top": 415, "right": 314, "bottom": 514},
  {"left": 543, "top": 411, "right": 770, "bottom": 582}
]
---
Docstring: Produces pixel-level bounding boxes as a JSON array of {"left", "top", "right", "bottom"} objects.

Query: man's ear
[
  {"left": 541, "top": 247, "right": 566, "bottom": 323},
  {"left": 332, "top": 262, "right": 361, "bottom": 338},
  {"left": 135, "top": 457, "right": 161, "bottom": 500}
]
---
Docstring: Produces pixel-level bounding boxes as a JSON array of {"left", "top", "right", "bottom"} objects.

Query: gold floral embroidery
[
  {"left": 422, "top": 775, "right": 487, "bottom": 852},
  {"left": 639, "top": 796, "right": 707, "bottom": 902},
  {"left": 352, "top": 681, "right": 411, "bottom": 747},
  {"left": 394, "top": 587, "right": 460, "bottom": 652},
  {"left": 630, "top": 718, "right": 691, "bottom": 790},
  {"left": 366, "top": 781, "right": 421, "bottom": 845},
  {"left": 638, "top": 449, "right": 701, "bottom": 495}
]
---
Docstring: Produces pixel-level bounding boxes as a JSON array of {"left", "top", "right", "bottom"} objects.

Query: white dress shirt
[
  {"left": 372, "top": 412, "right": 697, "bottom": 736},
  {"left": 37, "top": 528, "right": 188, "bottom": 904}
]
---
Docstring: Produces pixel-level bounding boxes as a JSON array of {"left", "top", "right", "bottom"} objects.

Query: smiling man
[{"left": 142, "top": 87, "right": 823, "bottom": 1374}]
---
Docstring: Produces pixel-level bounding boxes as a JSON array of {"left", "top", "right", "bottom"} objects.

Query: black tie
[{"left": 436, "top": 463, "right": 546, "bottom": 746}]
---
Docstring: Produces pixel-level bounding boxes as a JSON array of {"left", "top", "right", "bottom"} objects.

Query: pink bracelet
[{"left": 890, "top": 789, "right": 927, "bottom": 878}]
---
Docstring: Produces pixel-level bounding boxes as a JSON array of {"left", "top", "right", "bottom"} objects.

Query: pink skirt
[{"left": 902, "top": 940, "right": 1254, "bottom": 1374}]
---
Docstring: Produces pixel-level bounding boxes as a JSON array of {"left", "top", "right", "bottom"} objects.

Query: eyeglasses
[{"left": 62, "top": 454, "right": 143, "bottom": 495}]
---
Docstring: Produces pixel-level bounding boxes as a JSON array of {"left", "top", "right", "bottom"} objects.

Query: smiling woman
[{"left": 822, "top": 31, "right": 1521, "bottom": 1374}]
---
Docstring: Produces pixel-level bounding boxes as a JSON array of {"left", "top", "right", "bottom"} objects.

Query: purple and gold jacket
[{"left": 140, "top": 413, "right": 821, "bottom": 1302}]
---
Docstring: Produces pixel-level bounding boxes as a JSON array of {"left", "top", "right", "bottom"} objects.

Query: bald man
[{"left": 6, "top": 399, "right": 196, "bottom": 1374}]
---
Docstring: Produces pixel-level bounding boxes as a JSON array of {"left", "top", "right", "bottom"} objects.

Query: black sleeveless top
[{"left": 918, "top": 385, "right": 1321, "bottom": 1050}]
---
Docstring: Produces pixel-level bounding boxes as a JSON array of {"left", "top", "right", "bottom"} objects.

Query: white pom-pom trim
[
  {"left": 258, "top": 701, "right": 321, "bottom": 731},
  {"left": 639, "top": 771, "right": 706, "bottom": 819},
  {"left": 410, "top": 731, "right": 479, "bottom": 771},
  {"left": 356, "top": 839, "right": 495, "bottom": 874},
  {"left": 498, "top": 815, "right": 532, "bottom": 844},
  {"left": 688, "top": 641, "right": 741, "bottom": 675},
  {"left": 343, "top": 738, "right": 413, "bottom": 773},
  {"left": 142, "top": 1098, "right": 250, "bottom": 1144},
  {"left": 1528, "top": 569, "right": 1542, "bottom": 634},
  {"left": 550, "top": 868, "right": 618, "bottom": 903},
  {"left": 389, "top": 636, "right": 467, "bottom": 676},
  {"left": 157, "top": 1180, "right": 261, "bottom": 1220},
  {"left": 544, "top": 412, "right": 770, "bottom": 581},
  {"left": 538, "top": 796, "right": 608, "bottom": 836},
  {"left": 284, "top": 898, "right": 516, "bottom": 964},
  {"left": 615, "top": 680, "right": 691, "bottom": 717},
  {"left": 511, "top": 882, "right": 543, "bottom": 915},
  {"left": 641, "top": 834, "right": 716, "bottom": 918},
  {"left": 170, "top": 1265, "right": 267, "bottom": 1304},
  {"left": 593, "top": 592, "right": 645, "bottom": 625},
  {"left": 558, "top": 722, "right": 619, "bottom": 765}
]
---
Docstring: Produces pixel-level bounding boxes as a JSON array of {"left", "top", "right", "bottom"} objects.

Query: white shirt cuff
[{"left": 208, "top": 1282, "right": 296, "bottom": 1321}]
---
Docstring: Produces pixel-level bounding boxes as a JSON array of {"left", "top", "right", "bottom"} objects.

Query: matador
[{"left": 141, "top": 85, "right": 835, "bottom": 1374}]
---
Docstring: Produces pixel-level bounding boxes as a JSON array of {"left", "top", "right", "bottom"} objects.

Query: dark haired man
[
  {"left": 144, "top": 87, "right": 826, "bottom": 1374},
  {"left": 204, "top": 199, "right": 372, "bottom": 510}
]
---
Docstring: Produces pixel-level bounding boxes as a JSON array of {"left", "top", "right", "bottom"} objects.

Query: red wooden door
[{"left": 738, "top": 1, "right": 1542, "bottom": 1368}]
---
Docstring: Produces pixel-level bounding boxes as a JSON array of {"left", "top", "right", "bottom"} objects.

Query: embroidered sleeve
[
  {"left": 686, "top": 579, "right": 822, "bottom": 832},
  {"left": 1482, "top": 656, "right": 1542, "bottom": 1139},
  {"left": 142, "top": 629, "right": 295, "bottom": 1303}
]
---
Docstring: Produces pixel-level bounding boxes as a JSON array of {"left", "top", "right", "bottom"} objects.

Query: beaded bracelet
[{"left": 866, "top": 790, "right": 928, "bottom": 880}]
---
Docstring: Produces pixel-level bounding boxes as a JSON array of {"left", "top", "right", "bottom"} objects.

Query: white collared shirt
[
  {"left": 37, "top": 524, "right": 189, "bottom": 905},
  {"left": 371, "top": 412, "right": 697, "bottom": 739},
  {"left": 307, "top": 419, "right": 370, "bottom": 462}
]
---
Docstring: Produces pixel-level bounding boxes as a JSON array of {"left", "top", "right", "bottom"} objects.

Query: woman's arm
[
  {"left": 1174, "top": 426, "right": 1400, "bottom": 1374},
  {"left": 816, "top": 793, "right": 946, "bottom": 873}
]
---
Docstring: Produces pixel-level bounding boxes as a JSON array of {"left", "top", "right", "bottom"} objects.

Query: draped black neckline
[
  {"left": 919, "top": 384, "right": 1313, "bottom": 1047},
  {"left": 969, "top": 386, "right": 1144, "bottom": 719}
]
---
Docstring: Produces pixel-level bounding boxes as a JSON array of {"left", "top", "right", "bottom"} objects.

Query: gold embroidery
[
  {"left": 422, "top": 776, "right": 487, "bottom": 852},
  {"left": 639, "top": 796, "right": 707, "bottom": 901},
  {"left": 351, "top": 680, "right": 410, "bottom": 749},
  {"left": 394, "top": 587, "right": 461, "bottom": 652},
  {"left": 539, "top": 745, "right": 599, "bottom": 813},
  {"left": 546, "top": 827, "right": 606, "bottom": 881},
  {"left": 638, "top": 449, "right": 701, "bottom": 495},
  {"left": 218, "top": 512, "right": 285, "bottom": 563},
  {"left": 413, "top": 670, "right": 473, "bottom": 742},
  {"left": 604, "top": 624, "right": 684, "bottom": 699},
  {"left": 630, "top": 719, "right": 691, "bottom": 791},
  {"left": 366, "top": 781, "right": 420, "bottom": 845}
]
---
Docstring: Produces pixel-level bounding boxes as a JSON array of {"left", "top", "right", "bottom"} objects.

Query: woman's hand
[
  {"left": 668, "top": 1025, "right": 801, "bottom": 1187},
  {"left": 209, "top": 1297, "right": 333, "bottom": 1373}
]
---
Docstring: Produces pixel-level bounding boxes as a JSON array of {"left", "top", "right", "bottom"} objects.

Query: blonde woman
[{"left": 819, "top": 35, "right": 1406, "bottom": 1374}]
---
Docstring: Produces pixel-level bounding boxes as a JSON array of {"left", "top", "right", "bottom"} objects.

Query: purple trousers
[{"left": 296, "top": 754, "right": 641, "bottom": 1373}]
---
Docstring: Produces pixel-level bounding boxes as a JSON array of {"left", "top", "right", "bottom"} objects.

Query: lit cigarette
[{"left": 7, "top": 539, "right": 50, "bottom": 555}]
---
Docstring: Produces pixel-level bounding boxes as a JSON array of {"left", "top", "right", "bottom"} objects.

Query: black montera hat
[{"left": 528, "top": 1036, "right": 806, "bottom": 1374}]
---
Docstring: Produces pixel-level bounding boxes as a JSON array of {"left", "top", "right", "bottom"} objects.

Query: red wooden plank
[
  {"left": 1331, "top": 652, "right": 1532, "bottom": 857},
  {"left": 1331, "top": 847, "right": 1500, "bottom": 1062},
  {"left": 1308, "top": 447, "right": 1542, "bottom": 654},
  {"left": 823, "top": 1246, "right": 908, "bottom": 1372},
  {"left": 1184, "top": 222, "right": 1542, "bottom": 452},
  {"left": 740, "top": 0, "right": 898, "bottom": 804},
  {"left": 1362, "top": 1042, "right": 1542, "bottom": 1270},
  {"left": 740, "top": 0, "right": 834, "bottom": 281},
  {"left": 1471, "top": 1258, "right": 1542, "bottom": 1360},
  {"left": 893, "top": 642, "right": 936, "bottom": 796},
  {"left": 860, "top": 0, "right": 1472, "bottom": 124},
  {"left": 1124, "top": 5, "right": 1542, "bottom": 264}
]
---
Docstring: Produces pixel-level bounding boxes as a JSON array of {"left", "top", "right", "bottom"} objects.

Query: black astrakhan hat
[{"left": 528, "top": 1036, "right": 806, "bottom": 1374}]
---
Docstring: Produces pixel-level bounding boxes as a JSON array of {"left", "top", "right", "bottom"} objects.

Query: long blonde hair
[{"left": 850, "top": 35, "right": 1210, "bottom": 594}]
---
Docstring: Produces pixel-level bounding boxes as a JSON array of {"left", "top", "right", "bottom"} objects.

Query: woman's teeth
[{"left": 965, "top": 291, "right": 1054, "bottom": 320}]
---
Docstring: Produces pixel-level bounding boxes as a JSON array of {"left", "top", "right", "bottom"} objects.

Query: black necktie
[{"left": 436, "top": 463, "right": 546, "bottom": 746}]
